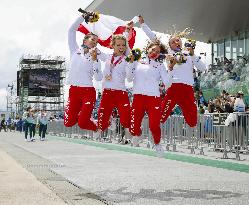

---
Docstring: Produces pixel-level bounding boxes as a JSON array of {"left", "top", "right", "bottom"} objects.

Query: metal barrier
[{"left": 47, "top": 113, "right": 249, "bottom": 160}]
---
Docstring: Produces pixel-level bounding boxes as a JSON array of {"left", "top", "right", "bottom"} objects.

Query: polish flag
[{"left": 77, "top": 14, "right": 137, "bottom": 49}]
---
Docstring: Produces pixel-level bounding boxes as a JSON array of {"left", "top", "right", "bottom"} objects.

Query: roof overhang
[{"left": 86, "top": 0, "right": 249, "bottom": 43}]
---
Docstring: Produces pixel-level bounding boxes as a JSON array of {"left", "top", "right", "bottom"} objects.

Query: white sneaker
[
  {"left": 155, "top": 144, "right": 164, "bottom": 157},
  {"left": 132, "top": 136, "right": 140, "bottom": 147},
  {"left": 27, "top": 138, "right": 31, "bottom": 142},
  {"left": 31, "top": 137, "right": 35, "bottom": 142}
]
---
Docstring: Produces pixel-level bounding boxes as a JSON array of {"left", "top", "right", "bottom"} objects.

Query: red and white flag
[{"left": 77, "top": 14, "right": 137, "bottom": 49}]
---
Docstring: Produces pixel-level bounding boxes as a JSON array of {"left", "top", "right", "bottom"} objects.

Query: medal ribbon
[{"left": 110, "top": 54, "right": 124, "bottom": 71}]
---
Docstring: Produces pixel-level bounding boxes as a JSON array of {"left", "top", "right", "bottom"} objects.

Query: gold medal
[{"left": 105, "top": 74, "right": 112, "bottom": 81}]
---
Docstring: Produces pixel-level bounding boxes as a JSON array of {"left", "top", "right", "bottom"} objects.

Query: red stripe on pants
[
  {"left": 64, "top": 86, "right": 97, "bottom": 131},
  {"left": 161, "top": 83, "right": 197, "bottom": 127},
  {"left": 129, "top": 94, "right": 162, "bottom": 144},
  {"left": 98, "top": 89, "right": 130, "bottom": 131}
]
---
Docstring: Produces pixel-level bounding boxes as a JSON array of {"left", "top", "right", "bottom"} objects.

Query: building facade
[{"left": 212, "top": 30, "right": 249, "bottom": 63}]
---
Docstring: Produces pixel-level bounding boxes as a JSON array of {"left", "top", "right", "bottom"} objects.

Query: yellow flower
[{"left": 89, "top": 12, "right": 100, "bottom": 23}]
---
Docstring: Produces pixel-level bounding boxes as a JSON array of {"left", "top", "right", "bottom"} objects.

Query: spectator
[
  {"left": 6, "top": 117, "right": 12, "bottom": 132},
  {"left": 0, "top": 119, "right": 7, "bottom": 132},
  {"left": 37, "top": 109, "right": 50, "bottom": 141},
  {"left": 30, "top": 109, "right": 37, "bottom": 141},
  {"left": 199, "top": 105, "right": 205, "bottom": 114},
  {"left": 224, "top": 99, "right": 233, "bottom": 113},
  {"left": 207, "top": 100, "right": 215, "bottom": 113},
  {"left": 213, "top": 98, "right": 225, "bottom": 113},
  {"left": 198, "top": 91, "right": 208, "bottom": 106},
  {"left": 16, "top": 118, "right": 24, "bottom": 132},
  {"left": 234, "top": 91, "right": 246, "bottom": 112},
  {"left": 22, "top": 107, "right": 35, "bottom": 142}
]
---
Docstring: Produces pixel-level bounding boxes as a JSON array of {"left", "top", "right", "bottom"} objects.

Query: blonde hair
[
  {"left": 110, "top": 34, "right": 127, "bottom": 48},
  {"left": 83, "top": 33, "right": 98, "bottom": 41},
  {"left": 170, "top": 27, "right": 193, "bottom": 39}
]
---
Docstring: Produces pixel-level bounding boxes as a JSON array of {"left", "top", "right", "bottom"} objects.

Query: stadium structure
[
  {"left": 16, "top": 54, "right": 66, "bottom": 115},
  {"left": 87, "top": 0, "right": 249, "bottom": 103}
]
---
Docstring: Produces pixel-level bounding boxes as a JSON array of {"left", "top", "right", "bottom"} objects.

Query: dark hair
[
  {"left": 145, "top": 39, "right": 168, "bottom": 54},
  {"left": 26, "top": 106, "right": 31, "bottom": 111}
]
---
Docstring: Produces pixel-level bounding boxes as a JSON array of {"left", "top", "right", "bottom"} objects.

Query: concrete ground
[
  {"left": 0, "top": 147, "right": 67, "bottom": 205},
  {"left": 0, "top": 131, "right": 249, "bottom": 205}
]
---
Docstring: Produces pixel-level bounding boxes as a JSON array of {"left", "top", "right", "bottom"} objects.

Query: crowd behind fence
[{"left": 47, "top": 112, "right": 249, "bottom": 161}]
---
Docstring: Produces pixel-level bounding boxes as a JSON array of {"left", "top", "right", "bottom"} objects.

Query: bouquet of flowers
[
  {"left": 174, "top": 52, "right": 187, "bottom": 64},
  {"left": 78, "top": 8, "right": 100, "bottom": 24},
  {"left": 126, "top": 48, "right": 142, "bottom": 62}
]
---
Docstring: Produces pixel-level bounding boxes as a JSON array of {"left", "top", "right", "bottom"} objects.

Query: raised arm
[
  {"left": 139, "top": 16, "right": 157, "bottom": 41},
  {"left": 192, "top": 55, "right": 206, "bottom": 71},
  {"left": 187, "top": 47, "right": 206, "bottom": 71},
  {"left": 68, "top": 15, "right": 85, "bottom": 56},
  {"left": 123, "top": 21, "right": 134, "bottom": 54}
]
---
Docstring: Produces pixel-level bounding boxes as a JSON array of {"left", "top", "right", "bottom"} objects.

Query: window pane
[
  {"left": 231, "top": 36, "right": 238, "bottom": 59},
  {"left": 225, "top": 40, "right": 231, "bottom": 59},
  {"left": 218, "top": 41, "right": 224, "bottom": 58},
  {"left": 238, "top": 32, "right": 244, "bottom": 57},
  {"left": 213, "top": 43, "right": 218, "bottom": 63},
  {"left": 246, "top": 31, "right": 249, "bottom": 55}
]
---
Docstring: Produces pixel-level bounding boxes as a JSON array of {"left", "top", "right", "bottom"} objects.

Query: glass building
[{"left": 212, "top": 30, "right": 249, "bottom": 64}]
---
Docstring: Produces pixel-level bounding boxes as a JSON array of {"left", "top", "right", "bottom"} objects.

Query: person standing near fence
[
  {"left": 64, "top": 12, "right": 103, "bottom": 131},
  {"left": 234, "top": 91, "right": 247, "bottom": 146},
  {"left": 234, "top": 91, "right": 246, "bottom": 112},
  {"left": 22, "top": 107, "right": 33, "bottom": 142},
  {"left": 6, "top": 117, "right": 12, "bottom": 132},
  {"left": 0, "top": 119, "right": 7, "bottom": 132},
  {"left": 37, "top": 109, "right": 50, "bottom": 141},
  {"left": 30, "top": 109, "right": 37, "bottom": 142},
  {"left": 17, "top": 118, "right": 24, "bottom": 132}
]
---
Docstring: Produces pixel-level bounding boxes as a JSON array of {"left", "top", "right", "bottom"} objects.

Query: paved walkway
[
  {"left": 0, "top": 131, "right": 249, "bottom": 205},
  {"left": 0, "top": 147, "right": 67, "bottom": 205}
]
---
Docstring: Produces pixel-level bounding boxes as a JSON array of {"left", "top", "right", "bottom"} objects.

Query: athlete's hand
[
  {"left": 128, "top": 53, "right": 135, "bottom": 63},
  {"left": 126, "top": 21, "right": 134, "bottom": 33},
  {"left": 90, "top": 48, "right": 97, "bottom": 61},
  {"left": 166, "top": 54, "right": 176, "bottom": 70},
  {"left": 138, "top": 15, "right": 144, "bottom": 24},
  {"left": 188, "top": 47, "right": 195, "bottom": 56}
]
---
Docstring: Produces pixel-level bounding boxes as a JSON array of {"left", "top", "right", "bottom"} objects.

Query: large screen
[{"left": 27, "top": 69, "right": 60, "bottom": 97}]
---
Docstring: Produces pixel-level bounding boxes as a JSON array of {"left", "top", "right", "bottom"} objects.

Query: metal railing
[{"left": 47, "top": 113, "right": 249, "bottom": 160}]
